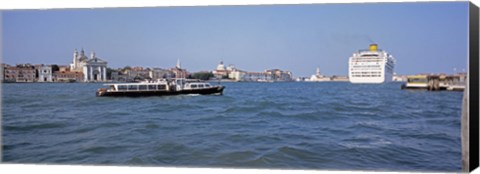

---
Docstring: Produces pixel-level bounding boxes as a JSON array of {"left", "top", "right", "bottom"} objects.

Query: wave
[
  {"left": 4, "top": 122, "right": 67, "bottom": 132},
  {"left": 81, "top": 145, "right": 129, "bottom": 154}
]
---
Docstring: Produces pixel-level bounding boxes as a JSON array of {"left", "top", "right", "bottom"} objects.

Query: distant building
[
  {"left": 70, "top": 49, "right": 88, "bottom": 72},
  {"left": 170, "top": 59, "right": 189, "bottom": 78},
  {"left": 242, "top": 72, "right": 272, "bottom": 82},
  {"left": 0, "top": 63, "right": 10, "bottom": 82},
  {"left": 265, "top": 69, "right": 293, "bottom": 81},
  {"left": 149, "top": 68, "right": 174, "bottom": 80},
  {"left": 331, "top": 75, "right": 349, "bottom": 82},
  {"left": 4, "top": 64, "right": 36, "bottom": 82},
  {"left": 83, "top": 52, "right": 108, "bottom": 82},
  {"left": 53, "top": 71, "right": 84, "bottom": 82},
  {"left": 229, "top": 69, "right": 246, "bottom": 81},
  {"left": 211, "top": 60, "right": 293, "bottom": 82},
  {"left": 110, "top": 71, "right": 128, "bottom": 82},
  {"left": 212, "top": 60, "right": 232, "bottom": 78},
  {"left": 128, "top": 68, "right": 151, "bottom": 81},
  {"left": 59, "top": 65, "right": 69, "bottom": 72},
  {"left": 36, "top": 64, "right": 53, "bottom": 82},
  {"left": 1, "top": 64, "right": 5, "bottom": 82},
  {"left": 110, "top": 66, "right": 177, "bottom": 82},
  {"left": 308, "top": 67, "right": 330, "bottom": 82},
  {"left": 70, "top": 48, "right": 108, "bottom": 82}
]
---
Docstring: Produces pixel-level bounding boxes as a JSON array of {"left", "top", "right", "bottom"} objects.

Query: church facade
[{"left": 70, "top": 49, "right": 108, "bottom": 82}]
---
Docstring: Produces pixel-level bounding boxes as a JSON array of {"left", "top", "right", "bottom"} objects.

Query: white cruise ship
[{"left": 348, "top": 44, "right": 395, "bottom": 83}]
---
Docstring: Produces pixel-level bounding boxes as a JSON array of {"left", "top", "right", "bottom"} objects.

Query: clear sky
[{"left": 2, "top": 2, "right": 469, "bottom": 77}]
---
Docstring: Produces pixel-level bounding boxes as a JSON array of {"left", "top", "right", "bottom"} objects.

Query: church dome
[
  {"left": 78, "top": 55, "right": 88, "bottom": 62},
  {"left": 216, "top": 61, "right": 226, "bottom": 71}
]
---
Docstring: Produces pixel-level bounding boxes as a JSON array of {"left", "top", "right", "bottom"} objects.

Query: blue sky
[{"left": 2, "top": 2, "right": 469, "bottom": 76}]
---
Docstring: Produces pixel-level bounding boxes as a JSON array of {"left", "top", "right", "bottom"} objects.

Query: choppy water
[{"left": 2, "top": 82, "right": 463, "bottom": 171}]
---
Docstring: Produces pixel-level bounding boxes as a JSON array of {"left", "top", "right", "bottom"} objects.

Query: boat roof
[
  {"left": 103, "top": 78, "right": 209, "bottom": 86},
  {"left": 103, "top": 82, "right": 167, "bottom": 86},
  {"left": 408, "top": 75, "right": 428, "bottom": 78}
]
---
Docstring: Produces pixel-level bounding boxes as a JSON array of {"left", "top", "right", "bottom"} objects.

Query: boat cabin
[
  {"left": 407, "top": 75, "right": 429, "bottom": 85},
  {"left": 96, "top": 78, "right": 225, "bottom": 97},
  {"left": 183, "top": 82, "right": 213, "bottom": 90},
  {"left": 106, "top": 82, "right": 168, "bottom": 92}
]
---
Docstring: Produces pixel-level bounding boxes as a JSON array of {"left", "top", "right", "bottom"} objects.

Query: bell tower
[
  {"left": 72, "top": 49, "right": 78, "bottom": 69},
  {"left": 176, "top": 59, "right": 181, "bottom": 69}
]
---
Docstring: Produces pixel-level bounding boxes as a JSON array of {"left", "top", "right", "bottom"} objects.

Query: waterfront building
[
  {"left": 110, "top": 71, "right": 128, "bottom": 82},
  {"left": 128, "top": 67, "right": 151, "bottom": 81},
  {"left": 210, "top": 60, "right": 283, "bottom": 81},
  {"left": 170, "top": 59, "right": 189, "bottom": 78},
  {"left": 59, "top": 65, "right": 69, "bottom": 72},
  {"left": 83, "top": 52, "right": 108, "bottom": 82},
  {"left": 242, "top": 72, "right": 273, "bottom": 82},
  {"left": 110, "top": 66, "right": 176, "bottom": 82},
  {"left": 70, "top": 49, "right": 88, "bottom": 72},
  {"left": 265, "top": 69, "right": 293, "bottom": 81},
  {"left": 309, "top": 67, "right": 331, "bottom": 82},
  {"left": 53, "top": 71, "right": 84, "bottom": 82},
  {"left": 212, "top": 60, "right": 230, "bottom": 79},
  {"left": 36, "top": 64, "right": 53, "bottom": 82},
  {"left": 113, "top": 67, "right": 150, "bottom": 82},
  {"left": 229, "top": 69, "right": 246, "bottom": 81},
  {"left": 149, "top": 68, "right": 174, "bottom": 80},
  {"left": 226, "top": 64, "right": 238, "bottom": 79},
  {"left": 348, "top": 44, "right": 396, "bottom": 83},
  {"left": 331, "top": 75, "right": 349, "bottom": 82},
  {"left": 70, "top": 48, "right": 108, "bottom": 82},
  {"left": 1, "top": 64, "right": 5, "bottom": 82},
  {"left": 4, "top": 64, "right": 36, "bottom": 82}
]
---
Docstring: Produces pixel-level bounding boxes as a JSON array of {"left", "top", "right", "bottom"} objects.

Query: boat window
[
  {"left": 205, "top": 84, "right": 210, "bottom": 87},
  {"left": 158, "top": 85, "right": 166, "bottom": 90},
  {"left": 191, "top": 84, "right": 198, "bottom": 88},
  {"left": 117, "top": 85, "right": 127, "bottom": 91},
  {"left": 128, "top": 85, "right": 138, "bottom": 90},
  {"left": 408, "top": 78, "right": 427, "bottom": 83},
  {"left": 139, "top": 85, "right": 147, "bottom": 90},
  {"left": 148, "top": 85, "right": 156, "bottom": 90},
  {"left": 198, "top": 84, "right": 204, "bottom": 88}
]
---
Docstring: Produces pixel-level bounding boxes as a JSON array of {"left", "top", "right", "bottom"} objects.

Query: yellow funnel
[{"left": 369, "top": 44, "right": 378, "bottom": 51}]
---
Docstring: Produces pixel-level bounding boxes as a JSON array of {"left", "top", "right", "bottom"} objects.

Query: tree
[
  {"left": 51, "top": 64, "right": 60, "bottom": 72},
  {"left": 190, "top": 72, "right": 214, "bottom": 80},
  {"left": 106, "top": 67, "right": 116, "bottom": 80}
]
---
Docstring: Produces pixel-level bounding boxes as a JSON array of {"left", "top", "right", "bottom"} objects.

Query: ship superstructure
[{"left": 348, "top": 44, "right": 395, "bottom": 83}]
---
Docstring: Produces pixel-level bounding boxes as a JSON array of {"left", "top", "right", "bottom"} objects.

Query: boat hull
[{"left": 97, "top": 86, "right": 225, "bottom": 97}]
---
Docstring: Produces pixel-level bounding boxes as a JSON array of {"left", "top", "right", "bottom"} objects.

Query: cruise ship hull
[
  {"left": 349, "top": 73, "right": 393, "bottom": 84},
  {"left": 350, "top": 77, "right": 387, "bottom": 84}
]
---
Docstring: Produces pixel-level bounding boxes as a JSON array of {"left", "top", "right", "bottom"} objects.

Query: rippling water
[{"left": 2, "top": 82, "right": 462, "bottom": 171}]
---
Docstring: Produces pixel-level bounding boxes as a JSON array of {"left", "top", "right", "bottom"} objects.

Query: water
[{"left": 2, "top": 82, "right": 463, "bottom": 171}]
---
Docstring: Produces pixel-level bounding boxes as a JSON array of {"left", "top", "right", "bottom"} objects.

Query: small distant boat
[
  {"left": 401, "top": 75, "right": 429, "bottom": 90},
  {"left": 96, "top": 78, "right": 225, "bottom": 97},
  {"left": 446, "top": 85, "right": 465, "bottom": 91}
]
